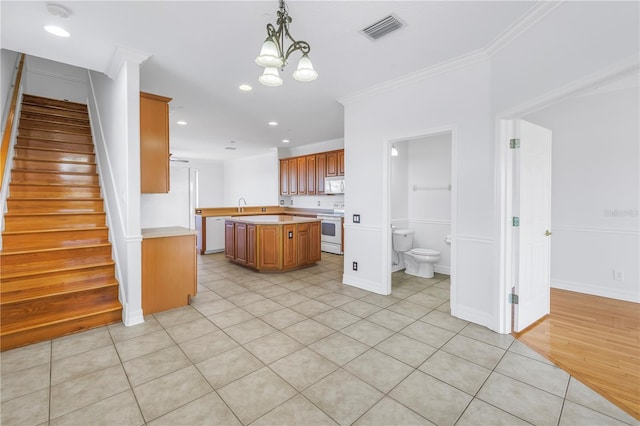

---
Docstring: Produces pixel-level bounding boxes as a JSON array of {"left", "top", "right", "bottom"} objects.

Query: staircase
[{"left": 1, "top": 94, "right": 122, "bottom": 351}]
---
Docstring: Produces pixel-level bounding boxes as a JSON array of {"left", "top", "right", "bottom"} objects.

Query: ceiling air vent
[{"left": 361, "top": 14, "right": 404, "bottom": 40}]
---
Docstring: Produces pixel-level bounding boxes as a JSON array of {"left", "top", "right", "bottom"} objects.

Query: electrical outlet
[
  {"left": 317, "top": 201, "right": 321, "bottom": 206},
  {"left": 352, "top": 261, "right": 358, "bottom": 271},
  {"left": 613, "top": 270, "right": 625, "bottom": 281},
  {"left": 261, "top": 207, "right": 266, "bottom": 212},
  {"left": 279, "top": 199, "right": 284, "bottom": 205},
  {"left": 290, "top": 200, "right": 293, "bottom": 205},
  {"left": 353, "top": 214, "right": 360, "bottom": 223}
]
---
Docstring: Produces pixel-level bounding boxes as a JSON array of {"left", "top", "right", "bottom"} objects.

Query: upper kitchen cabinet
[
  {"left": 280, "top": 149, "right": 344, "bottom": 195},
  {"left": 325, "top": 149, "right": 344, "bottom": 177},
  {"left": 140, "top": 92, "right": 172, "bottom": 193}
]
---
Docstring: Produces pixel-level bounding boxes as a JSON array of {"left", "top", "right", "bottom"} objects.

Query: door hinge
[
  {"left": 509, "top": 293, "right": 519, "bottom": 304},
  {"left": 512, "top": 217, "right": 520, "bottom": 227},
  {"left": 510, "top": 138, "right": 520, "bottom": 149}
]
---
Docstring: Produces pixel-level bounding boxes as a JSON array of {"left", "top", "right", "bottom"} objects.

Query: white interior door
[{"left": 513, "top": 119, "right": 552, "bottom": 332}]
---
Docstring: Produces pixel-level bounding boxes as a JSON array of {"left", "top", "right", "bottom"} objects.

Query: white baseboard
[
  {"left": 123, "top": 305, "right": 145, "bottom": 327},
  {"left": 342, "top": 274, "right": 389, "bottom": 295},
  {"left": 551, "top": 279, "right": 640, "bottom": 303}
]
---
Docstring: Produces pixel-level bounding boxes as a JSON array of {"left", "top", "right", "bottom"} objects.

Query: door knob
[{"left": 544, "top": 230, "right": 552, "bottom": 237}]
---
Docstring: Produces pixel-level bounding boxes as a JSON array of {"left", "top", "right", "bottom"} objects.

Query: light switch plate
[{"left": 353, "top": 214, "right": 360, "bottom": 223}]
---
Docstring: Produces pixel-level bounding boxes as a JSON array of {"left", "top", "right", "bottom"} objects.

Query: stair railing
[{"left": 1, "top": 53, "right": 25, "bottom": 189}]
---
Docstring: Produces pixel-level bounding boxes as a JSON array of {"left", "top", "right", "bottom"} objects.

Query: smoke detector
[{"left": 47, "top": 3, "right": 72, "bottom": 18}]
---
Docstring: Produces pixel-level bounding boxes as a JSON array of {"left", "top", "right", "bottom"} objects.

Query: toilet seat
[{"left": 410, "top": 248, "right": 440, "bottom": 256}]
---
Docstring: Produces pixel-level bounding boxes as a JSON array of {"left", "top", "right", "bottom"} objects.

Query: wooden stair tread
[
  {"left": 20, "top": 115, "right": 90, "bottom": 126},
  {"left": 1, "top": 242, "right": 112, "bottom": 256},
  {"left": 13, "top": 157, "right": 96, "bottom": 166},
  {"left": 18, "top": 125, "right": 91, "bottom": 137},
  {"left": 17, "top": 135, "right": 94, "bottom": 145},
  {"left": 1, "top": 301, "right": 122, "bottom": 335},
  {"left": 0, "top": 260, "right": 116, "bottom": 280},
  {"left": 11, "top": 166, "right": 98, "bottom": 176},
  {"left": 2, "top": 278, "right": 119, "bottom": 304},
  {"left": 4, "top": 198, "right": 103, "bottom": 203},
  {"left": 4, "top": 211, "right": 105, "bottom": 217},
  {"left": 22, "top": 94, "right": 87, "bottom": 109},
  {"left": 14, "top": 145, "right": 94, "bottom": 154},
  {"left": 9, "top": 182, "right": 100, "bottom": 188}
]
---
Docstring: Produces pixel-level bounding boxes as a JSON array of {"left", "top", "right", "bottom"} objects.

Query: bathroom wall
[{"left": 391, "top": 133, "right": 452, "bottom": 274}]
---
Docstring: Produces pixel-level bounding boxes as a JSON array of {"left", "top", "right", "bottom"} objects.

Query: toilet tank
[{"left": 392, "top": 229, "right": 414, "bottom": 252}]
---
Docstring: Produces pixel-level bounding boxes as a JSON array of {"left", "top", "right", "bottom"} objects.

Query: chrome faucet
[{"left": 238, "top": 197, "right": 247, "bottom": 213}]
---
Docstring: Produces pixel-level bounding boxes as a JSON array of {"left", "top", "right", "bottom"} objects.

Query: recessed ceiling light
[
  {"left": 282, "top": 139, "right": 290, "bottom": 143},
  {"left": 239, "top": 84, "right": 252, "bottom": 91},
  {"left": 268, "top": 121, "right": 278, "bottom": 126},
  {"left": 176, "top": 120, "right": 187, "bottom": 125},
  {"left": 44, "top": 25, "right": 70, "bottom": 37}
]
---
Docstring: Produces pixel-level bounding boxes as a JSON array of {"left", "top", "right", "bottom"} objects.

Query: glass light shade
[
  {"left": 259, "top": 67, "right": 283, "bottom": 87},
  {"left": 292, "top": 54, "right": 318, "bottom": 82},
  {"left": 255, "top": 38, "right": 283, "bottom": 68},
  {"left": 44, "top": 25, "right": 70, "bottom": 37}
]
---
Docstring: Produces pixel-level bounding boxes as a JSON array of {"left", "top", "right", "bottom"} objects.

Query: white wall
[
  {"left": 223, "top": 150, "right": 279, "bottom": 207},
  {"left": 23, "top": 55, "right": 87, "bottom": 104},
  {"left": 1, "top": 49, "right": 19, "bottom": 129},
  {"left": 525, "top": 87, "right": 639, "bottom": 302},
  {"left": 141, "top": 164, "right": 190, "bottom": 229},
  {"left": 391, "top": 134, "right": 452, "bottom": 274},
  {"left": 342, "top": 60, "right": 494, "bottom": 328},
  {"left": 195, "top": 160, "right": 224, "bottom": 207}
]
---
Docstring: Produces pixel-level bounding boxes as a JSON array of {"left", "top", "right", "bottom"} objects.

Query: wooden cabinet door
[
  {"left": 258, "top": 225, "right": 281, "bottom": 269},
  {"left": 283, "top": 224, "right": 297, "bottom": 268},
  {"left": 338, "top": 149, "right": 345, "bottom": 176},
  {"left": 142, "top": 234, "right": 196, "bottom": 314},
  {"left": 288, "top": 158, "right": 298, "bottom": 195},
  {"left": 326, "top": 151, "right": 338, "bottom": 177},
  {"left": 316, "top": 153, "right": 326, "bottom": 194},
  {"left": 224, "top": 221, "right": 235, "bottom": 259},
  {"left": 235, "top": 223, "right": 247, "bottom": 264},
  {"left": 309, "top": 221, "right": 322, "bottom": 262},
  {"left": 140, "top": 92, "right": 172, "bottom": 193},
  {"left": 280, "top": 159, "right": 289, "bottom": 195},
  {"left": 247, "top": 224, "right": 257, "bottom": 268},
  {"left": 297, "top": 156, "right": 307, "bottom": 194},
  {"left": 306, "top": 155, "right": 316, "bottom": 195},
  {"left": 296, "top": 223, "right": 310, "bottom": 265}
]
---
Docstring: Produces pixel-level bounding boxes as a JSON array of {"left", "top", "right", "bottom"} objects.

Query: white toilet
[{"left": 392, "top": 229, "right": 440, "bottom": 278}]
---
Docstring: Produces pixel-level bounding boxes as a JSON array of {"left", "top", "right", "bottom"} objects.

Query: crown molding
[
  {"left": 338, "top": 1, "right": 565, "bottom": 106},
  {"left": 338, "top": 49, "right": 489, "bottom": 106},
  {"left": 498, "top": 54, "right": 639, "bottom": 118},
  {"left": 484, "top": 0, "right": 564, "bottom": 57},
  {"left": 106, "top": 45, "right": 151, "bottom": 79}
]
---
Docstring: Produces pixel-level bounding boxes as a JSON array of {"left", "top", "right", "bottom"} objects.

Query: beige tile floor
[{"left": 2, "top": 252, "right": 637, "bottom": 426}]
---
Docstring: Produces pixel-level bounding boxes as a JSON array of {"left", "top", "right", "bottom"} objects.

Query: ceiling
[{"left": 1, "top": 1, "right": 537, "bottom": 161}]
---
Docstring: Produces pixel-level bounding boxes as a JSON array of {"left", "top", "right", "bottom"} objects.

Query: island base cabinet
[
  {"left": 142, "top": 234, "right": 196, "bottom": 315},
  {"left": 225, "top": 219, "right": 320, "bottom": 272}
]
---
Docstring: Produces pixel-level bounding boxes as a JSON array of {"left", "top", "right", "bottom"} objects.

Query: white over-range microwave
[{"left": 324, "top": 177, "right": 344, "bottom": 194}]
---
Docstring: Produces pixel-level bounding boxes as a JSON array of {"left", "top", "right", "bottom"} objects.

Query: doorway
[{"left": 381, "top": 127, "right": 458, "bottom": 302}]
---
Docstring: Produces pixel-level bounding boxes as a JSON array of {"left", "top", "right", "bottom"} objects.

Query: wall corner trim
[{"left": 106, "top": 45, "right": 152, "bottom": 79}]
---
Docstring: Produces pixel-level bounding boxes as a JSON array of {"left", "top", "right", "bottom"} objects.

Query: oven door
[{"left": 318, "top": 216, "right": 343, "bottom": 254}]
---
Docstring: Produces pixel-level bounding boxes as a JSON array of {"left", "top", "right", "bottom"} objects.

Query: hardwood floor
[{"left": 516, "top": 288, "right": 640, "bottom": 420}]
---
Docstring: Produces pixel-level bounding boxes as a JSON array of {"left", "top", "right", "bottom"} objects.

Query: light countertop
[
  {"left": 142, "top": 227, "right": 197, "bottom": 239},
  {"left": 225, "top": 215, "right": 321, "bottom": 225}
]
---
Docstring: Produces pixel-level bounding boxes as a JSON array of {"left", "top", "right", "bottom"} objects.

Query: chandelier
[{"left": 255, "top": 0, "right": 318, "bottom": 87}]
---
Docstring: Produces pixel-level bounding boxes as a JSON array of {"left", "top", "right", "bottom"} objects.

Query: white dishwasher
[{"left": 204, "top": 216, "right": 228, "bottom": 254}]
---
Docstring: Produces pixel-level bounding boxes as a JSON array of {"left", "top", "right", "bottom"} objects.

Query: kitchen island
[{"left": 225, "top": 215, "right": 321, "bottom": 272}]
